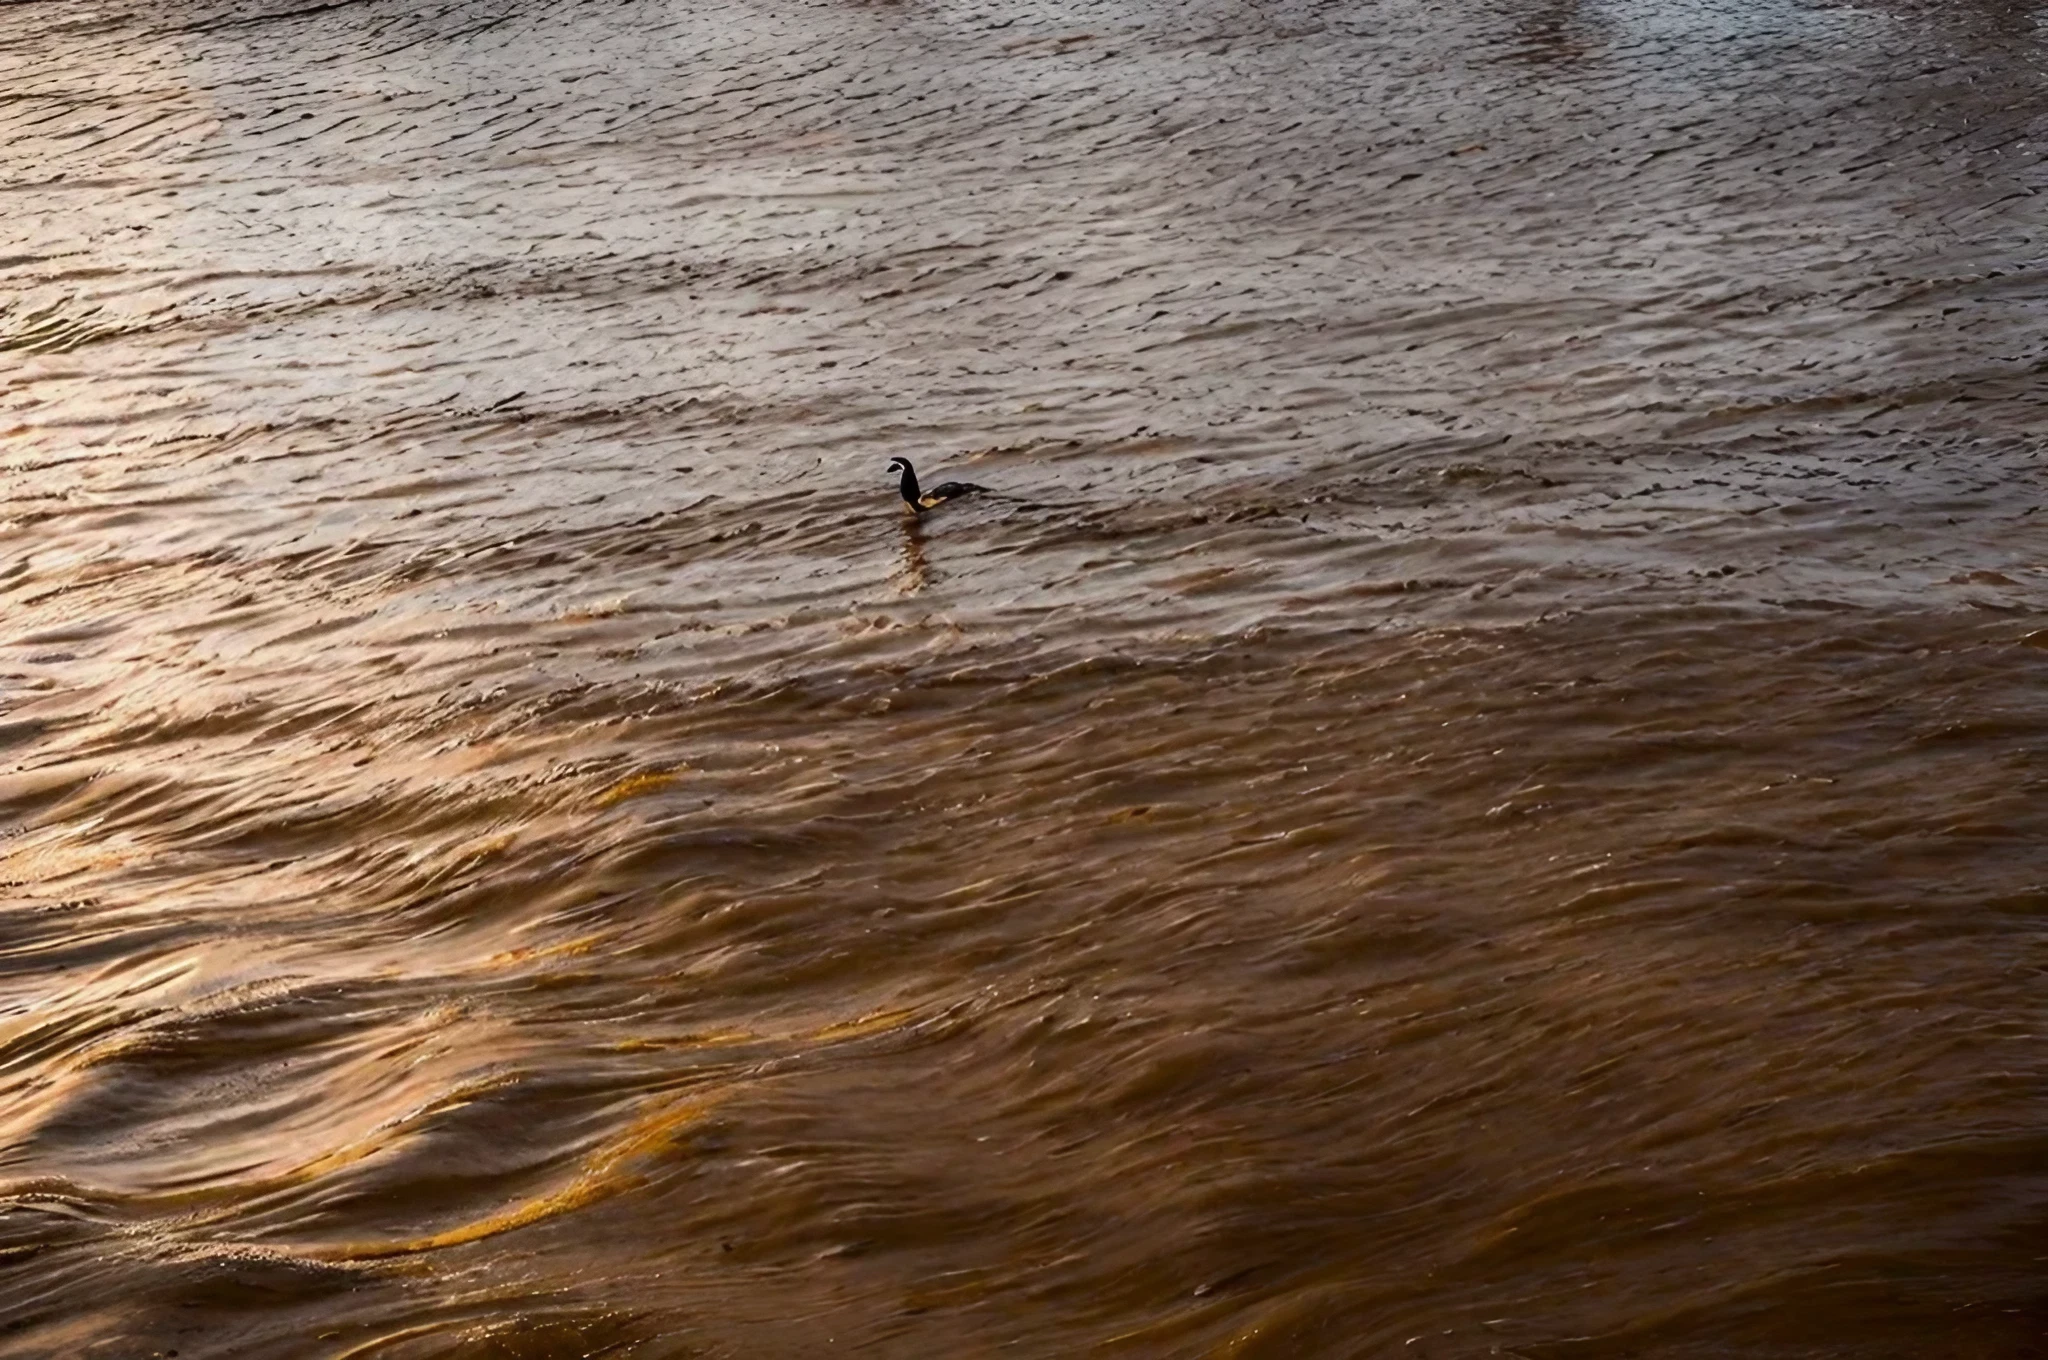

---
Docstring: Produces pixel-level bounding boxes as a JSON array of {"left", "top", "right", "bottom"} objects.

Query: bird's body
[{"left": 888, "top": 457, "right": 985, "bottom": 513}]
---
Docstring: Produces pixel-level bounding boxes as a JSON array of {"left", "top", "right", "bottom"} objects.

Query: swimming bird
[{"left": 888, "top": 457, "right": 985, "bottom": 513}]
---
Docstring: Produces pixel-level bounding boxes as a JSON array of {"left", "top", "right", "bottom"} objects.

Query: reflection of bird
[
  {"left": 888, "top": 457, "right": 985, "bottom": 513},
  {"left": 897, "top": 514, "right": 928, "bottom": 595}
]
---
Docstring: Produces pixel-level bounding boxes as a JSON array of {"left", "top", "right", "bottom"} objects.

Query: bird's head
[{"left": 887, "top": 457, "right": 912, "bottom": 475}]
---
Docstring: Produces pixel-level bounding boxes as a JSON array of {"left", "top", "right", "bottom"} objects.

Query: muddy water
[{"left": 2, "top": 0, "right": 2047, "bottom": 1355}]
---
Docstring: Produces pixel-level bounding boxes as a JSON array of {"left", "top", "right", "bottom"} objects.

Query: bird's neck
[{"left": 898, "top": 467, "right": 921, "bottom": 504}]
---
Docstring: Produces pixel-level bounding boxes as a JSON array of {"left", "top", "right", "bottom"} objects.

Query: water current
[{"left": 2, "top": 0, "right": 2047, "bottom": 1355}]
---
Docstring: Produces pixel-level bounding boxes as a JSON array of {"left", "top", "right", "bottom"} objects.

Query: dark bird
[{"left": 887, "top": 457, "right": 985, "bottom": 513}]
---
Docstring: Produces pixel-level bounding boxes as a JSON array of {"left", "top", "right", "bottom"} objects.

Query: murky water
[{"left": 2, "top": 0, "right": 2047, "bottom": 1355}]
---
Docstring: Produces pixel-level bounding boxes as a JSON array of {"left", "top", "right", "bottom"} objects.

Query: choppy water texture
[{"left": 2, "top": 0, "right": 2047, "bottom": 1355}]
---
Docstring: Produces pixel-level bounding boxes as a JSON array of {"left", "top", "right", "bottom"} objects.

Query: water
[{"left": 2, "top": 0, "right": 2047, "bottom": 1355}]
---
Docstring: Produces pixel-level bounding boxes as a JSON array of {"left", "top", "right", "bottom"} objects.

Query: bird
[{"left": 887, "top": 457, "right": 985, "bottom": 513}]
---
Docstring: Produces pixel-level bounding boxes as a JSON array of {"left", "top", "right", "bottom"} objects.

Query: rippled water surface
[{"left": 3, "top": 0, "right": 2048, "bottom": 1355}]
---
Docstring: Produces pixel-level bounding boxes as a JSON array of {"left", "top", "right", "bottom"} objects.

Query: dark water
[{"left": 2, "top": 0, "right": 2047, "bottom": 1355}]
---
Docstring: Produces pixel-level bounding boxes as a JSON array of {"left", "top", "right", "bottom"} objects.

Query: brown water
[{"left": 3, "top": 0, "right": 2048, "bottom": 1355}]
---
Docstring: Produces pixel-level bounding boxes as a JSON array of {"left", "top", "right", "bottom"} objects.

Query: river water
[{"left": 2, "top": 0, "right": 2046, "bottom": 1355}]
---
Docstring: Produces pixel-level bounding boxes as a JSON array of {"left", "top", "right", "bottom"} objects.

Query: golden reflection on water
[{"left": 1, "top": 0, "right": 2046, "bottom": 1357}]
